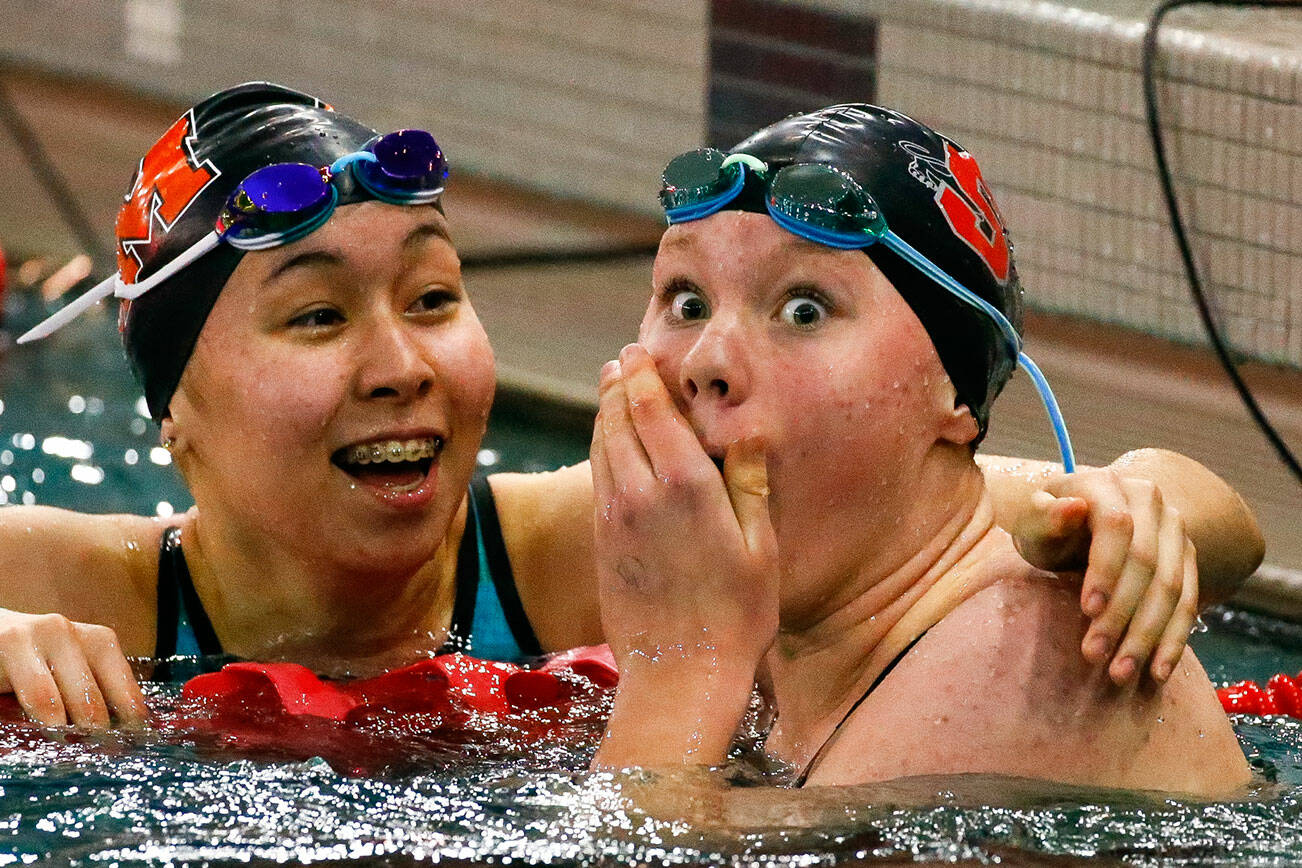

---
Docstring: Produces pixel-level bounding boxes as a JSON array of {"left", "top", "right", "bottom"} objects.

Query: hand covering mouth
[{"left": 330, "top": 436, "right": 443, "bottom": 488}]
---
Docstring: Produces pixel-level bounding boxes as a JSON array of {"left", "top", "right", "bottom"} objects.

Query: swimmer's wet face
[
  {"left": 640, "top": 211, "right": 978, "bottom": 619},
  {"left": 164, "top": 201, "right": 495, "bottom": 576}
]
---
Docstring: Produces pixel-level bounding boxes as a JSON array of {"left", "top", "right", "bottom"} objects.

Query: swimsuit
[
  {"left": 153, "top": 476, "right": 542, "bottom": 664},
  {"left": 794, "top": 630, "right": 929, "bottom": 786}
]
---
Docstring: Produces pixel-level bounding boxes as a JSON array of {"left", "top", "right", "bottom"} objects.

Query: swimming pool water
[{"left": 4, "top": 291, "right": 1302, "bottom": 865}]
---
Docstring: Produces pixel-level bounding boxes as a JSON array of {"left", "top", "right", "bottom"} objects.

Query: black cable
[
  {"left": 0, "top": 77, "right": 114, "bottom": 272},
  {"left": 1142, "top": 0, "right": 1302, "bottom": 484}
]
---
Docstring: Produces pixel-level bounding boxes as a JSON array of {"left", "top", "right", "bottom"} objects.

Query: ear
[
  {"left": 158, "top": 413, "right": 180, "bottom": 451},
  {"left": 938, "top": 403, "right": 980, "bottom": 446}
]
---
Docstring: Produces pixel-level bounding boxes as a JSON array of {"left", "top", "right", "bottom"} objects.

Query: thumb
[{"left": 723, "top": 436, "right": 773, "bottom": 556}]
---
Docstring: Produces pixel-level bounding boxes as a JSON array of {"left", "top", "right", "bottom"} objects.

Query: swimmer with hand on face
[
  {"left": 0, "top": 87, "right": 1261, "bottom": 737},
  {"left": 591, "top": 106, "right": 1256, "bottom": 796}
]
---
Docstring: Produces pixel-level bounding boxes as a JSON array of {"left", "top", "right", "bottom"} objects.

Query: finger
[
  {"left": 45, "top": 639, "right": 110, "bottom": 729},
  {"left": 78, "top": 625, "right": 148, "bottom": 726},
  {"left": 1150, "top": 540, "right": 1199, "bottom": 683},
  {"left": 1076, "top": 480, "right": 1133, "bottom": 621},
  {"left": 1107, "top": 506, "right": 1186, "bottom": 684},
  {"left": 723, "top": 437, "right": 772, "bottom": 556},
  {"left": 1015, "top": 491, "right": 1089, "bottom": 572},
  {"left": 598, "top": 361, "right": 656, "bottom": 490},
  {"left": 591, "top": 363, "right": 618, "bottom": 500},
  {"left": 1048, "top": 496, "right": 1090, "bottom": 542},
  {"left": 2, "top": 649, "right": 69, "bottom": 726},
  {"left": 619, "top": 344, "right": 711, "bottom": 481},
  {"left": 1081, "top": 490, "right": 1153, "bottom": 666}
]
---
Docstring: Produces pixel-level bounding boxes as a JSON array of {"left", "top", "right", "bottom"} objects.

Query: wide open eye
[
  {"left": 779, "top": 296, "right": 827, "bottom": 329},
  {"left": 670, "top": 289, "right": 710, "bottom": 322}
]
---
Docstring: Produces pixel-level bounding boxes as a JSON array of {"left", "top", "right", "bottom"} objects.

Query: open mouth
[{"left": 331, "top": 437, "right": 443, "bottom": 491}]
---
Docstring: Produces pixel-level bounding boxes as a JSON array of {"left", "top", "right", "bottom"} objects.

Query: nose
[
  {"left": 354, "top": 315, "right": 436, "bottom": 403},
  {"left": 678, "top": 315, "right": 751, "bottom": 407}
]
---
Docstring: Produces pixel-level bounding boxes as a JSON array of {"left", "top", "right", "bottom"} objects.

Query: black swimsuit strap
[
  {"left": 154, "top": 526, "right": 224, "bottom": 658},
  {"left": 443, "top": 487, "right": 482, "bottom": 653},
  {"left": 794, "top": 630, "right": 929, "bottom": 786},
  {"left": 470, "top": 476, "right": 542, "bottom": 657}
]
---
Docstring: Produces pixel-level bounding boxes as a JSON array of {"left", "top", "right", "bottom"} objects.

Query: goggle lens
[
  {"left": 218, "top": 163, "right": 335, "bottom": 248},
  {"left": 660, "top": 148, "right": 742, "bottom": 215},
  {"left": 353, "top": 129, "right": 447, "bottom": 203},
  {"left": 768, "top": 163, "right": 886, "bottom": 239}
]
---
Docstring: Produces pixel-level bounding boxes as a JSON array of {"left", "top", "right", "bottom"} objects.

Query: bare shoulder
[
  {"left": 0, "top": 505, "right": 168, "bottom": 653},
  {"left": 487, "top": 463, "right": 602, "bottom": 651},
  {"left": 810, "top": 571, "right": 1249, "bottom": 796}
]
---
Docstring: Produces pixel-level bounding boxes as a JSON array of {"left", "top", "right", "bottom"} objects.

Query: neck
[
  {"left": 766, "top": 457, "right": 1004, "bottom": 764},
  {"left": 178, "top": 500, "right": 464, "bottom": 677}
]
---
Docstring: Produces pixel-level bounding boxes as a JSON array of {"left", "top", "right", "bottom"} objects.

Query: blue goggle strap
[{"left": 878, "top": 230, "right": 1074, "bottom": 472}]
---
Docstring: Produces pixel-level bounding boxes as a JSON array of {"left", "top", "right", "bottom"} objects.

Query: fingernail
[
  {"left": 1084, "top": 591, "right": 1107, "bottom": 617},
  {"left": 1085, "top": 633, "right": 1112, "bottom": 660},
  {"left": 1112, "top": 656, "right": 1136, "bottom": 682},
  {"left": 1154, "top": 660, "right": 1173, "bottom": 681},
  {"left": 599, "top": 360, "right": 620, "bottom": 388}
]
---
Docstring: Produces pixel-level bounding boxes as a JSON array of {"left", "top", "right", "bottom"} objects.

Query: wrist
[{"left": 594, "top": 647, "right": 760, "bottom": 771}]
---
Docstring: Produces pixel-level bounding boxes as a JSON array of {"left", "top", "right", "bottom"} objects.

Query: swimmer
[
  {"left": 0, "top": 86, "right": 1260, "bottom": 732},
  {"left": 591, "top": 105, "right": 1255, "bottom": 796}
]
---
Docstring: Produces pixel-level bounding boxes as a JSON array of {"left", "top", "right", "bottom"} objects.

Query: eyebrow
[
  {"left": 266, "top": 221, "right": 453, "bottom": 282},
  {"left": 403, "top": 221, "right": 453, "bottom": 250},
  {"left": 268, "top": 250, "right": 343, "bottom": 281}
]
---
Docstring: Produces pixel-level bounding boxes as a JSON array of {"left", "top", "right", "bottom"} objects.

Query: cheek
[
  {"left": 438, "top": 317, "right": 497, "bottom": 427},
  {"left": 182, "top": 329, "right": 347, "bottom": 455}
]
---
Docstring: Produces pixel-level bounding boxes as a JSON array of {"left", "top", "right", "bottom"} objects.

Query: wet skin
[
  {"left": 163, "top": 202, "right": 496, "bottom": 656},
  {"left": 638, "top": 211, "right": 981, "bottom": 627}
]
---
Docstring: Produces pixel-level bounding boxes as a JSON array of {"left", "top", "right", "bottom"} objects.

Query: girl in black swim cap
[
  {"left": 0, "top": 91, "right": 1259, "bottom": 732},
  {"left": 590, "top": 105, "right": 1261, "bottom": 796}
]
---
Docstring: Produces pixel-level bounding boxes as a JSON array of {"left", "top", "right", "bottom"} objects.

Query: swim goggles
[
  {"left": 660, "top": 148, "right": 1075, "bottom": 472},
  {"left": 18, "top": 129, "right": 448, "bottom": 344}
]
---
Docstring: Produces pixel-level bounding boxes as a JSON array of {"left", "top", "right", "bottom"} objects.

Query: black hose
[
  {"left": 0, "top": 77, "right": 114, "bottom": 272},
  {"left": 1142, "top": 0, "right": 1302, "bottom": 484}
]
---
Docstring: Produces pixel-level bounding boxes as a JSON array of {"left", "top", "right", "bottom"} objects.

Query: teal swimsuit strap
[{"left": 443, "top": 478, "right": 542, "bottom": 661}]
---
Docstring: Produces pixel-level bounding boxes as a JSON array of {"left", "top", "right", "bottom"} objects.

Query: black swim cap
[
  {"left": 729, "top": 104, "right": 1023, "bottom": 441},
  {"left": 116, "top": 82, "right": 386, "bottom": 422}
]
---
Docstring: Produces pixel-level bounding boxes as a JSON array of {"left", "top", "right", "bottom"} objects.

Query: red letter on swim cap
[
  {"left": 116, "top": 111, "right": 220, "bottom": 285},
  {"left": 935, "top": 143, "right": 1010, "bottom": 284}
]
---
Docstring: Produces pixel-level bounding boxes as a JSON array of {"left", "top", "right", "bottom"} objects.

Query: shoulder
[
  {"left": 809, "top": 569, "right": 1248, "bottom": 795},
  {"left": 486, "top": 464, "right": 602, "bottom": 650},
  {"left": 0, "top": 505, "right": 169, "bottom": 653}
]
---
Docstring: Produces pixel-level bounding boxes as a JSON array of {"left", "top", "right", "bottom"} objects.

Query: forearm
[
  {"left": 979, "top": 450, "right": 1265, "bottom": 605},
  {"left": 593, "top": 651, "right": 757, "bottom": 771},
  {"left": 977, "top": 454, "right": 1058, "bottom": 532}
]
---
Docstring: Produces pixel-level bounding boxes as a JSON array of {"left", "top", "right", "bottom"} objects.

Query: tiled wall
[
  {"left": 0, "top": 0, "right": 1297, "bottom": 366},
  {"left": 836, "top": 0, "right": 1302, "bottom": 368},
  {"left": 0, "top": 0, "right": 707, "bottom": 214}
]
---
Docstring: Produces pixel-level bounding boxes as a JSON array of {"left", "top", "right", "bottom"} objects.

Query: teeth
[{"left": 343, "top": 437, "right": 441, "bottom": 465}]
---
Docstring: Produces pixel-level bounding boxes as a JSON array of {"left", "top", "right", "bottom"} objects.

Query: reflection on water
[
  {"left": 0, "top": 671, "right": 1299, "bottom": 866},
  {"left": 7, "top": 272, "right": 1302, "bottom": 865}
]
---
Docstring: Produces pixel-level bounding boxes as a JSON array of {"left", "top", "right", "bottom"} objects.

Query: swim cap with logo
[
  {"left": 117, "top": 82, "right": 405, "bottom": 422},
  {"left": 727, "top": 104, "right": 1023, "bottom": 441}
]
